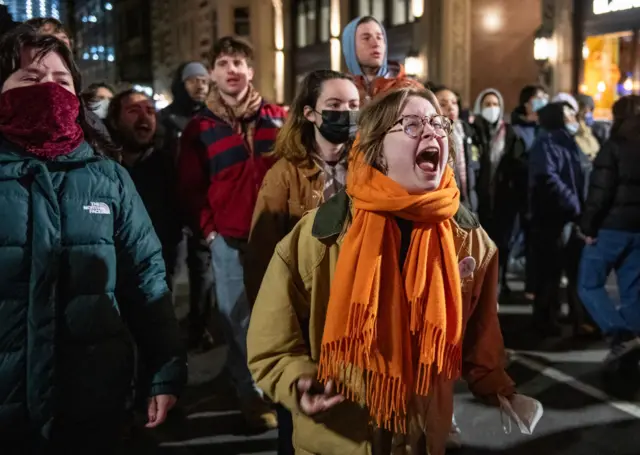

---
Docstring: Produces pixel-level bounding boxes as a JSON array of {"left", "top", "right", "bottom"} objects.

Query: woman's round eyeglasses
[{"left": 387, "top": 114, "right": 452, "bottom": 138}]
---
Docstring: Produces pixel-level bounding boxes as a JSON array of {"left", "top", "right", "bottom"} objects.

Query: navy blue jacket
[{"left": 529, "top": 129, "right": 585, "bottom": 224}]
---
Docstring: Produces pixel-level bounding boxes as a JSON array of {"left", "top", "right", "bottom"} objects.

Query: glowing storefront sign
[{"left": 593, "top": 0, "right": 640, "bottom": 15}]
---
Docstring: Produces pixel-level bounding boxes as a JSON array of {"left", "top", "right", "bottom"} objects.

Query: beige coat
[{"left": 247, "top": 191, "right": 515, "bottom": 455}]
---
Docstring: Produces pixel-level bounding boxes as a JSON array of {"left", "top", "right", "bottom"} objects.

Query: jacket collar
[
  {"left": 298, "top": 156, "right": 322, "bottom": 179},
  {"left": 0, "top": 140, "right": 99, "bottom": 180},
  {"left": 201, "top": 100, "right": 265, "bottom": 126},
  {"left": 311, "top": 189, "right": 479, "bottom": 241}
]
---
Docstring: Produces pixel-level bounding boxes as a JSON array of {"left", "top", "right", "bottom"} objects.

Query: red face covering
[{"left": 0, "top": 82, "right": 84, "bottom": 159}]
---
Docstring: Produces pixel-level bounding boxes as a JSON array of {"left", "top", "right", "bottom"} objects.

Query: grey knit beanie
[{"left": 181, "top": 62, "right": 209, "bottom": 82}]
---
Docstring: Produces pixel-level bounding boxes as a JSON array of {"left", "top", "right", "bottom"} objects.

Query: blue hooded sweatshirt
[{"left": 341, "top": 16, "right": 388, "bottom": 77}]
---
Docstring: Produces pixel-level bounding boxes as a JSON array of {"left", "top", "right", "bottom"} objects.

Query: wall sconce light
[
  {"left": 482, "top": 10, "right": 502, "bottom": 33},
  {"left": 582, "top": 43, "right": 590, "bottom": 60},
  {"left": 533, "top": 26, "right": 554, "bottom": 87},
  {"left": 404, "top": 49, "right": 423, "bottom": 78},
  {"left": 533, "top": 24, "right": 556, "bottom": 63},
  {"left": 411, "top": 0, "right": 424, "bottom": 18},
  {"left": 533, "top": 36, "right": 551, "bottom": 62}
]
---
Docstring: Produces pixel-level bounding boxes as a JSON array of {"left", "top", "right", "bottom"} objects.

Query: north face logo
[{"left": 83, "top": 202, "right": 111, "bottom": 215}]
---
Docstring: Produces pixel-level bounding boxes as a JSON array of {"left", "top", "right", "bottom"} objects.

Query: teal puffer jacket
[{"left": 0, "top": 140, "right": 187, "bottom": 437}]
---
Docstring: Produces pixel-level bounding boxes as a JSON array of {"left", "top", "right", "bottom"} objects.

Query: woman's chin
[{"left": 413, "top": 169, "right": 440, "bottom": 193}]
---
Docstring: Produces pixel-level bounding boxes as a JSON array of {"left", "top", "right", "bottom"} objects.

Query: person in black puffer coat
[
  {"left": 160, "top": 62, "right": 216, "bottom": 350},
  {"left": 0, "top": 26, "right": 186, "bottom": 455},
  {"left": 578, "top": 95, "right": 640, "bottom": 370}
]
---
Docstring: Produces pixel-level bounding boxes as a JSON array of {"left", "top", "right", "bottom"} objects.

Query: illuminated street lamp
[
  {"left": 534, "top": 26, "right": 553, "bottom": 87},
  {"left": 534, "top": 36, "right": 551, "bottom": 62},
  {"left": 533, "top": 26, "right": 554, "bottom": 63},
  {"left": 404, "top": 49, "right": 423, "bottom": 78}
]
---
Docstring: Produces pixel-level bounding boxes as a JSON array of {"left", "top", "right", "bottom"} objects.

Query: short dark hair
[
  {"left": 518, "top": 84, "right": 546, "bottom": 107},
  {"left": 106, "top": 89, "right": 149, "bottom": 128},
  {"left": 24, "top": 17, "right": 73, "bottom": 50},
  {"left": 358, "top": 16, "right": 380, "bottom": 26},
  {"left": 430, "top": 85, "right": 450, "bottom": 95},
  {"left": 612, "top": 94, "right": 640, "bottom": 139},
  {"left": 25, "top": 17, "right": 71, "bottom": 38},
  {"left": 81, "top": 82, "right": 115, "bottom": 105},
  {"left": 210, "top": 36, "right": 254, "bottom": 66},
  {"left": 0, "top": 24, "right": 117, "bottom": 157}
]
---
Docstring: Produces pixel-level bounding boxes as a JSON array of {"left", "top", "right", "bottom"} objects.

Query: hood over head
[
  {"left": 538, "top": 102, "right": 568, "bottom": 131},
  {"left": 575, "top": 93, "right": 595, "bottom": 111},
  {"left": 552, "top": 92, "right": 579, "bottom": 112},
  {"left": 342, "top": 16, "right": 388, "bottom": 77},
  {"left": 473, "top": 88, "right": 505, "bottom": 117}
]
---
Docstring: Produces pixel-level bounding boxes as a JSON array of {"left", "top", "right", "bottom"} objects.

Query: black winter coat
[
  {"left": 581, "top": 138, "right": 640, "bottom": 236},
  {"left": 123, "top": 148, "right": 183, "bottom": 278}
]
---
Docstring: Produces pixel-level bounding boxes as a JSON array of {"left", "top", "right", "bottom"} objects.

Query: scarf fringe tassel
[{"left": 319, "top": 304, "right": 462, "bottom": 434}]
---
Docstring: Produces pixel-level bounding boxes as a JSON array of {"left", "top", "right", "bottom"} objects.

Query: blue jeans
[
  {"left": 210, "top": 236, "right": 258, "bottom": 400},
  {"left": 578, "top": 229, "right": 640, "bottom": 334}
]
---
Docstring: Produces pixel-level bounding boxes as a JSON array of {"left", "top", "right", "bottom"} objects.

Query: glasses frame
[{"left": 387, "top": 114, "right": 453, "bottom": 139}]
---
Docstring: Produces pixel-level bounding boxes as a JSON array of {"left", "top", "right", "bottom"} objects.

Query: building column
[
  {"left": 549, "top": 0, "right": 574, "bottom": 94},
  {"left": 251, "top": 0, "right": 276, "bottom": 101},
  {"left": 338, "top": 0, "right": 353, "bottom": 73},
  {"left": 439, "top": 0, "right": 471, "bottom": 103},
  {"left": 282, "top": 0, "right": 295, "bottom": 102}
]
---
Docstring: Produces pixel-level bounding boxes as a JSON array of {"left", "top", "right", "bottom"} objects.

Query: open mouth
[
  {"left": 226, "top": 77, "right": 240, "bottom": 84},
  {"left": 135, "top": 124, "right": 152, "bottom": 134},
  {"left": 416, "top": 147, "right": 439, "bottom": 173}
]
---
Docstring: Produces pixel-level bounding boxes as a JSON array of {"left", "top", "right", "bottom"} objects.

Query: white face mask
[
  {"left": 90, "top": 98, "right": 110, "bottom": 120},
  {"left": 481, "top": 106, "right": 501, "bottom": 124}
]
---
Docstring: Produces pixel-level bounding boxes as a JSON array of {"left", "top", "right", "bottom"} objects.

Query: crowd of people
[{"left": 0, "top": 13, "right": 638, "bottom": 455}]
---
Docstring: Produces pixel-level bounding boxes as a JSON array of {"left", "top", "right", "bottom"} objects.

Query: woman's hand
[
  {"left": 146, "top": 394, "right": 178, "bottom": 428},
  {"left": 297, "top": 377, "right": 344, "bottom": 416}
]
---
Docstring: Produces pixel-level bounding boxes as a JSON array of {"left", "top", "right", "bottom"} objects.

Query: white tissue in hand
[{"left": 498, "top": 394, "right": 543, "bottom": 435}]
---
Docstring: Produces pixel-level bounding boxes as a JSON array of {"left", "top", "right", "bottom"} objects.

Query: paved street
[{"left": 127, "top": 272, "right": 640, "bottom": 454}]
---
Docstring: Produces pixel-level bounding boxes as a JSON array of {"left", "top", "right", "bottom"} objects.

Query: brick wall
[{"left": 469, "top": 0, "right": 541, "bottom": 114}]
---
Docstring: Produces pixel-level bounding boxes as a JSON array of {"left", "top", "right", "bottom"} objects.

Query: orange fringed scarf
[{"left": 318, "top": 147, "right": 463, "bottom": 433}]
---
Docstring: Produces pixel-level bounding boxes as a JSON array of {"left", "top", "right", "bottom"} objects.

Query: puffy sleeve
[
  {"left": 581, "top": 141, "right": 618, "bottom": 237},
  {"left": 114, "top": 167, "right": 187, "bottom": 397}
]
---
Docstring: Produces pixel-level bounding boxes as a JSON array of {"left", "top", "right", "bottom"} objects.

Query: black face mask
[{"left": 316, "top": 110, "right": 358, "bottom": 145}]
